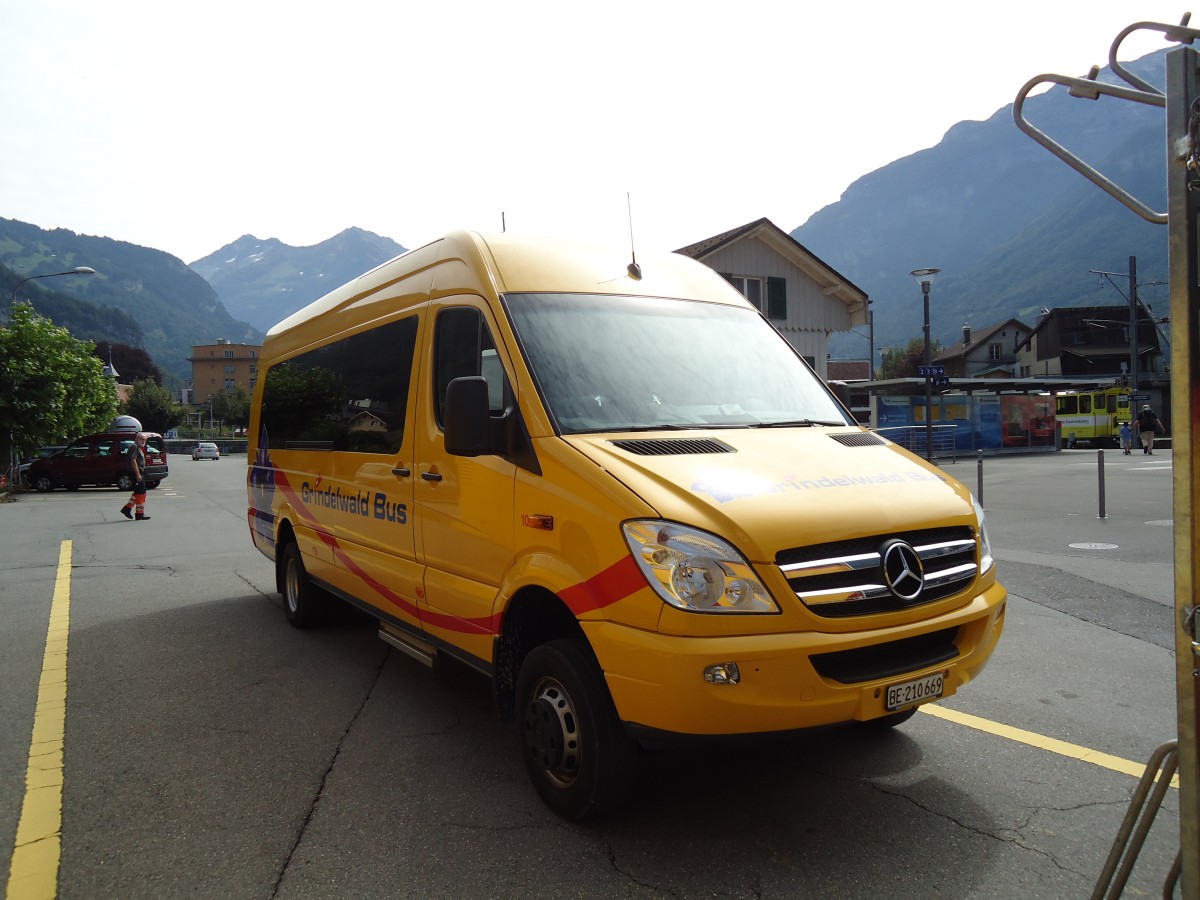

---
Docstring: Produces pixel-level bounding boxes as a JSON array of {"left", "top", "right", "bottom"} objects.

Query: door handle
[
  {"left": 392, "top": 466, "right": 411, "bottom": 477},
  {"left": 421, "top": 470, "right": 442, "bottom": 482}
]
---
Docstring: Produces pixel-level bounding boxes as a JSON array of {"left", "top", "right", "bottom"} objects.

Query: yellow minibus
[{"left": 247, "top": 231, "right": 1005, "bottom": 819}]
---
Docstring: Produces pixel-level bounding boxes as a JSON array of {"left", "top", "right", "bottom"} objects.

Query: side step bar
[{"left": 378, "top": 624, "right": 437, "bottom": 667}]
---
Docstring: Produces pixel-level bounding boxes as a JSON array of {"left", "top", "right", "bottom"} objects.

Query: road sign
[{"left": 918, "top": 365, "right": 945, "bottom": 377}]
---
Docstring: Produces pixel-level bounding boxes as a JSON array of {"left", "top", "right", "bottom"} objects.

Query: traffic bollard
[{"left": 977, "top": 450, "right": 984, "bottom": 506}]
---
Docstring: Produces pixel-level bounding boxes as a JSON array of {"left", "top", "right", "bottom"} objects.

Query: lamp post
[
  {"left": 10, "top": 266, "right": 96, "bottom": 308},
  {"left": 910, "top": 268, "right": 941, "bottom": 460}
]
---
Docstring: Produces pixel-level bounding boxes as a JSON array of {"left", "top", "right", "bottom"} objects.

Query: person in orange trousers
[{"left": 119, "top": 432, "right": 151, "bottom": 521}]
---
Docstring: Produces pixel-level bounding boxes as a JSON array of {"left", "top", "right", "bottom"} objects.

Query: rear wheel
[
  {"left": 516, "top": 639, "right": 638, "bottom": 820},
  {"left": 281, "top": 542, "right": 329, "bottom": 628},
  {"left": 147, "top": 480, "right": 160, "bottom": 489}
]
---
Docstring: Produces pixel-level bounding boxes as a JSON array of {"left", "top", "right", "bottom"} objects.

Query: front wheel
[
  {"left": 116, "top": 473, "right": 134, "bottom": 491},
  {"left": 34, "top": 475, "right": 53, "bottom": 493},
  {"left": 857, "top": 707, "right": 918, "bottom": 732},
  {"left": 281, "top": 542, "right": 329, "bottom": 628},
  {"left": 516, "top": 639, "right": 638, "bottom": 820}
]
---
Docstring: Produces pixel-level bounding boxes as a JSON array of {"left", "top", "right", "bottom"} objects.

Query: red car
[{"left": 27, "top": 431, "right": 168, "bottom": 492}]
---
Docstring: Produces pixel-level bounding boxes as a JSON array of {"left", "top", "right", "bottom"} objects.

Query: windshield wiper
[
  {"left": 612, "top": 423, "right": 700, "bottom": 432},
  {"left": 755, "top": 419, "right": 846, "bottom": 428}
]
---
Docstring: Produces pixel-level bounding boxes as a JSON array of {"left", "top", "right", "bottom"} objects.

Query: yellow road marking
[
  {"left": 920, "top": 703, "right": 1180, "bottom": 788},
  {"left": 6, "top": 540, "right": 72, "bottom": 900}
]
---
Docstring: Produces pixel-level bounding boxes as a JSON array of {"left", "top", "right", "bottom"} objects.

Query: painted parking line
[
  {"left": 921, "top": 703, "right": 1179, "bottom": 788},
  {"left": 5, "top": 540, "right": 72, "bottom": 900}
]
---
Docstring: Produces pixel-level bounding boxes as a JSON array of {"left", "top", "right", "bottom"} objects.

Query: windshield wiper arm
[{"left": 756, "top": 419, "right": 845, "bottom": 428}]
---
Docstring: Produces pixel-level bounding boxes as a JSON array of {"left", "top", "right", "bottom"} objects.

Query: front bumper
[{"left": 584, "top": 581, "right": 1006, "bottom": 737}]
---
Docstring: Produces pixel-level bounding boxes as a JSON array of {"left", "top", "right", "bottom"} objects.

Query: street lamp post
[
  {"left": 6, "top": 266, "right": 98, "bottom": 483},
  {"left": 910, "top": 268, "right": 941, "bottom": 460},
  {"left": 10, "top": 266, "right": 97, "bottom": 307}
]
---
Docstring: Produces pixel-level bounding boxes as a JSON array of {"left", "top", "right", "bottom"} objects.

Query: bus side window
[
  {"left": 1058, "top": 396, "right": 1078, "bottom": 415},
  {"left": 1080, "top": 396, "right": 1092, "bottom": 414}
]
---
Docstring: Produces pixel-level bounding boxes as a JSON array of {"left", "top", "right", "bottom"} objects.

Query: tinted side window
[
  {"left": 433, "top": 307, "right": 508, "bottom": 427},
  {"left": 262, "top": 316, "right": 419, "bottom": 453}
]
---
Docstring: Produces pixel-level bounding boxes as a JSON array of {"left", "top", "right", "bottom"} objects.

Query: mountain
[
  {"left": 190, "top": 227, "right": 408, "bottom": 332},
  {"left": 793, "top": 50, "right": 1169, "bottom": 359},
  {"left": 0, "top": 218, "right": 261, "bottom": 384}
]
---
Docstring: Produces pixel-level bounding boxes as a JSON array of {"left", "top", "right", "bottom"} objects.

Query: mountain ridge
[
  {"left": 793, "top": 49, "right": 1170, "bottom": 358},
  {"left": 190, "top": 227, "right": 408, "bottom": 332}
]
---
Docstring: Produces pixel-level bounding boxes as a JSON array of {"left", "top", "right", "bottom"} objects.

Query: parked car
[
  {"left": 27, "top": 432, "right": 168, "bottom": 492},
  {"left": 192, "top": 442, "right": 220, "bottom": 461},
  {"left": 19, "top": 445, "right": 67, "bottom": 485}
]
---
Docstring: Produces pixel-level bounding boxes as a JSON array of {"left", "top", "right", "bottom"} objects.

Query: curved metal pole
[
  {"left": 1012, "top": 73, "right": 1166, "bottom": 223},
  {"left": 1108, "top": 15, "right": 1199, "bottom": 96},
  {"left": 10, "top": 267, "right": 96, "bottom": 307}
]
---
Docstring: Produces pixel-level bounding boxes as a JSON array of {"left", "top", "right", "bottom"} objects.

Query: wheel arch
[{"left": 493, "top": 585, "right": 587, "bottom": 722}]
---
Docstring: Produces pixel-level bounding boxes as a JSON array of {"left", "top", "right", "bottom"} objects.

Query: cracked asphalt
[{"left": 0, "top": 448, "right": 1183, "bottom": 899}]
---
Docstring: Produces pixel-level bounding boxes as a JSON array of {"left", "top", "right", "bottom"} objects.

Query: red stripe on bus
[{"left": 558, "top": 556, "right": 644, "bottom": 614}]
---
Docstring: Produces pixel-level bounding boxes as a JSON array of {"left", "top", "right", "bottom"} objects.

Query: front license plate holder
[{"left": 885, "top": 672, "right": 944, "bottom": 711}]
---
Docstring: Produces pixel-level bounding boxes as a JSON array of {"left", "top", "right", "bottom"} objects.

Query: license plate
[{"left": 885, "top": 672, "right": 944, "bottom": 711}]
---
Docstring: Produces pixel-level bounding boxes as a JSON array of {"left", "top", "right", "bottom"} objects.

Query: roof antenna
[
  {"left": 626, "top": 192, "right": 641, "bottom": 279},
  {"left": 501, "top": 211, "right": 506, "bottom": 233}
]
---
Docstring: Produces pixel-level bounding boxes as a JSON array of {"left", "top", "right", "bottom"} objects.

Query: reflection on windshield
[{"left": 504, "top": 293, "right": 849, "bottom": 435}]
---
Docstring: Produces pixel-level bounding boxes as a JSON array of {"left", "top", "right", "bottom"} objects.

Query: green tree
[
  {"left": 0, "top": 302, "right": 120, "bottom": 469},
  {"left": 93, "top": 341, "right": 163, "bottom": 385},
  {"left": 209, "top": 385, "right": 252, "bottom": 431},
  {"left": 879, "top": 337, "right": 944, "bottom": 379},
  {"left": 124, "top": 379, "right": 186, "bottom": 434}
]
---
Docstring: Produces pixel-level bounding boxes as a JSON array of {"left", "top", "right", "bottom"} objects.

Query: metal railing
[{"left": 873, "top": 425, "right": 959, "bottom": 463}]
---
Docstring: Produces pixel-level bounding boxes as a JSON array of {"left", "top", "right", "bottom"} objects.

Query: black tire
[
  {"left": 857, "top": 707, "right": 918, "bottom": 732},
  {"left": 281, "top": 542, "right": 329, "bottom": 628},
  {"left": 516, "top": 639, "right": 639, "bottom": 820},
  {"left": 34, "top": 474, "right": 53, "bottom": 493},
  {"left": 116, "top": 473, "right": 134, "bottom": 492},
  {"left": 147, "top": 480, "right": 160, "bottom": 489}
]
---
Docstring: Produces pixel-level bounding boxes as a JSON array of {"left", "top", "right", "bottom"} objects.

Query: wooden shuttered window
[
  {"left": 721, "top": 273, "right": 784, "bottom": 320},
  {"left": 766, "top": 276, "right": 787, "bottom": 320}
]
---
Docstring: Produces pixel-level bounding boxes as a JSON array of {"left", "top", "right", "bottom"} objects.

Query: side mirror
[{"left": 444, "top": 376, "right": 491, "bottom": 457}]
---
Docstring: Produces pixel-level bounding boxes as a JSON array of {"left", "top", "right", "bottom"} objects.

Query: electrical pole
[{"left": 1129, "top": 255, "right": 1139, "bottom": 391}]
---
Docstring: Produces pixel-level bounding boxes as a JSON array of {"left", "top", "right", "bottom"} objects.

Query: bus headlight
[
  {"left": 622, "top": 520, "right": 778, "bottom": 613},
  {"left": 973, "top": 494, "right": 995, "bottom": 574}
]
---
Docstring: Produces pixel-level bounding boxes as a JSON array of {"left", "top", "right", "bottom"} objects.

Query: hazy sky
[{"left": 0, "top": 1, "right": 1188, "bottom": 264}]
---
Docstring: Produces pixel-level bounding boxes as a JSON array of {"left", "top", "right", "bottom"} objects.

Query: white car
[{"left": 192, "top": 442, "right": 220, "bottom": 461}]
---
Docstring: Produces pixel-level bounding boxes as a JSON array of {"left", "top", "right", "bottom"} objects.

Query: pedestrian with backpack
[{"left": 1136, "top": 404, "right": 1163, "bottom": 455}]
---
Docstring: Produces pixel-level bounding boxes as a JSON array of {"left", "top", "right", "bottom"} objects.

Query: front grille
[
  {"left": 810, "top": 627, "right": 960, "bottom": 683},
  {"left": 777, "top": 526, "right": 978, "bottom": 617}
]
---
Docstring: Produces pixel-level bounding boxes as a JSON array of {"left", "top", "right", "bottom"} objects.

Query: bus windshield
[{"left": 503, "top": 292, "right": 850, "bottom": 435}]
